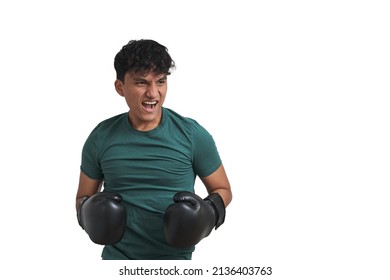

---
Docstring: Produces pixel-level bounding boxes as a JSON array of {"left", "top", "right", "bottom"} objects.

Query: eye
[
  {"left": 135, "top": 81, "right": 147, "bottom": 86},
  {"left": 157, "top": 79, "right": 166, "bottom": 86}
]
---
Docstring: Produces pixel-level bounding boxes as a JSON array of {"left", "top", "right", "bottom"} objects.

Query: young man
[{"left": 75, "top": 39, "right": 232, "bottom": 260}]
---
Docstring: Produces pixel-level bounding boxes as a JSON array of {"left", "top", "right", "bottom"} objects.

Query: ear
[{"left": 115, "top": 80, "right": 124, "bottom": 96}]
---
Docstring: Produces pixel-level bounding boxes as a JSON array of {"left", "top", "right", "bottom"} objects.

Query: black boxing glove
[
  {"left": 163, "top": 191, "right": 225, "bottom": 248},
  {"left": 77, "top": 192, "right": 127, "bottom": 245}
]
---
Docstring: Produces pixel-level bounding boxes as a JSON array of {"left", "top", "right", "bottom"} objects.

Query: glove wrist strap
[{"left": 205, "top": 193, "right": 226, "bottom": 229}]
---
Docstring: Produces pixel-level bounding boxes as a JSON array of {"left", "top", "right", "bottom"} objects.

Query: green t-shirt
[{"left": 80, "top": 107, "right": 222, "bottom": 259}]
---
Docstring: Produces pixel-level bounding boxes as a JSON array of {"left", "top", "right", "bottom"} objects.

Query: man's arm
[
  {"left": 200, "top": 164, "right": 232, "bottom": 207},
  {"left": 75, "top": 171, "right": 103, "bottom": 211}
]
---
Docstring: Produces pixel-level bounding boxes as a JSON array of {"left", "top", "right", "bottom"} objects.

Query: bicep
[
  {"left": 75, "top": 171, "right": 103, "bottom": 209},
  {"left": 200, "top": 164, "right": 232, "bottom": 207}
]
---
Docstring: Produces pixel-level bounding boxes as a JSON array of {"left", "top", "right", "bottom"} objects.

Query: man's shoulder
[
  {"left": 90, "top": 113, "right": 127, "bottom": 136},
  {"left": 164, "top": 107, "right": 199, "bottom": 128},
  {"left": 163, "top": 108, "right": 213, "bottom": 142}
]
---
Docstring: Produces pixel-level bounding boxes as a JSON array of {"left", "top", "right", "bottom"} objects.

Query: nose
[{"left": 146, "top": 82, "right": 159, "bottom": 98}]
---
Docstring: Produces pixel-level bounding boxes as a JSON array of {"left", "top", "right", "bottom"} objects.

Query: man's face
[{"left": 115, "top": 71, "right": 168, "bottom": 131}]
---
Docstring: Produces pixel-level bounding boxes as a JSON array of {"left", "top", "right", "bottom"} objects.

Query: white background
[{"left": 1, "top": 0, "right": 389, "bottom": 279}]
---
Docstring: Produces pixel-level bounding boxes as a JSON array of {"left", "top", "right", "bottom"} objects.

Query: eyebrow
[{"left": 132, "top": 75, "right": 167, "bottom": 82}]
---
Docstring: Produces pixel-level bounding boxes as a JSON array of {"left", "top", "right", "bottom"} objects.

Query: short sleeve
[
  {"left": 80, "top": 127, "right": 104, "bottom": 180},
  {"left": 191, "top": 124, "right": 222, "bottom": 178}
]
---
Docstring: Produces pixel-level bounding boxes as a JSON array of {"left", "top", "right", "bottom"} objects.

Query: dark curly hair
[{"left": 114, "top": 39, "right": 175, "bottom": 82}]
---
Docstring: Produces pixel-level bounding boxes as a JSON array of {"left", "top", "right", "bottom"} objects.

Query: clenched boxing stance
[{"left": 75, "top": 39, "right": 232, "bottom": 259}]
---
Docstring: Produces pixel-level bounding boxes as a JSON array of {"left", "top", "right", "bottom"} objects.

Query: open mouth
[{"left": 142, "top": 100, "right": 158, "bottom": 110}]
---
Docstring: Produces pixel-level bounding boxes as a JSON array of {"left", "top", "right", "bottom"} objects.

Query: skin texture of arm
[
  {"left": 200, "top": 164, "right": 232, "bottom": 207},
  {"left": 75, "top": 171, "right": 103, "bottom": 211}
]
